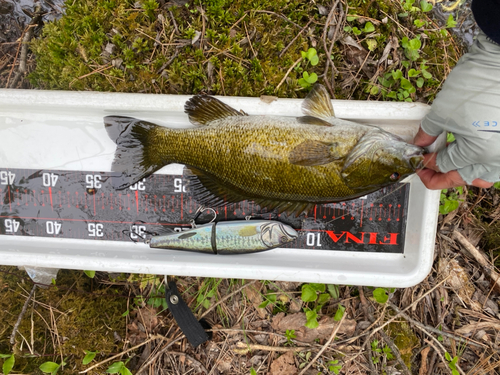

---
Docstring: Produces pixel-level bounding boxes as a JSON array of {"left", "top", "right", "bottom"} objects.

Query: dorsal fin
[
  {"left": 301, "top": 84, "right": 335, "bottom": 120},
  {"left": 184, "top": 95, "right": 247, "bottom": 126}
]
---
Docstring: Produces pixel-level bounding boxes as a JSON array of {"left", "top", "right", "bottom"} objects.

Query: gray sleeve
[{"left": 421, "top": 31, "right": 500, "bottom": 183}]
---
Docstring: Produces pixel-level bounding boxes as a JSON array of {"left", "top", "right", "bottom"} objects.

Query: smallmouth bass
[{"left": 105, "top": 84, "right": 424, "bottom": 214}]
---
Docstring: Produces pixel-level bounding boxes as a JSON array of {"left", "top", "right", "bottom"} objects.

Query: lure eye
[
  {"left": 280, "top": 236, "right": 288, "bottom": 243},
  {"left": 390, "top": 172, "right": 400, "bottom": 181}
]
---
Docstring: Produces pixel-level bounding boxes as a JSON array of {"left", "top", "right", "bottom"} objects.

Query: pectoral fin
[{"left": 289, "top": 140, "right": 341, "bottom": 166}]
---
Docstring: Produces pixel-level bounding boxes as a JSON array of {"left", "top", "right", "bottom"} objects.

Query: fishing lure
[{"left": 145, "top": 220, "right": 298, "bottom": 254}]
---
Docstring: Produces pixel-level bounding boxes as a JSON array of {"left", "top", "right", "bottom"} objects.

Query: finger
[
  {"left": 413, "top": 127, "right": 438, "bottom": 147},
  {"left": 421, "top": 153, "right": 440, "bottom": 172},
  {"left": 471, "top": 178, "right": 494, "bottom": 189},
  {"left": 416, "top": 169, "right": 466, "bottom": 190}
]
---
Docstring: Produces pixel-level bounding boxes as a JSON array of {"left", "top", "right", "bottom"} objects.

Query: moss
[
  {"left": 387, "top": 320, "right": 420, "bottom": 370},
  {"left": 0, "top": 268, "right": 127, "bottom": 374},
  {"left": 29, "top": 0, "right": 462, "bottom": 101}
]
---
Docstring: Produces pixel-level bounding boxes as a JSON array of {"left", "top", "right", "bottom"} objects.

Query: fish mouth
[
  {"left": 409, "top": 155, "right": 424, "bottom": 170},
  {"left": 405, "top": 146, "right": 424, "bottom": 170}
]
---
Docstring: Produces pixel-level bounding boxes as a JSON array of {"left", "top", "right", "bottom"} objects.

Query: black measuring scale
[{"left": 0, "top": 167, "right": 410, "bottom": 253}]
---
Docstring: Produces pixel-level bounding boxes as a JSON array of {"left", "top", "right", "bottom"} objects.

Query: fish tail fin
[{"left": 104, "top": 116, "right": 169, "bottom": 190}]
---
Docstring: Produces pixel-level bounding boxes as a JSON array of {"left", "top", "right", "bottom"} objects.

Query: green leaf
[
  {"left": 258, "top": 300, "right": 269, "bottom": 308},
  {"left": 392, "top": 69, "right": 403, "bottom": 80},
  {"left": 422, "top": 69, "right": 432, "bottom": 79},
  {"left": 334, "top": 304, "right": 345, "bottom": 321},
  {"left": 363, "top": 22, "right": 375, "bottom": 33},
  {"left": 387, "top": 91, "right": 397, "bottom": 99},
  {"left": 365, "top": 39, "right": 377, "bottom": 51},
  {"left": 352, "top": 27, "right": 361, "bottom": 36},
  {"left": 445, "top": 352, "right": 452, "bottom": 361},
  {"left": 39, "top": 362, "right": 60, "bottom": 374},
  {"left": 446, "top": 14, "right": 457, "bottom": 28},
  {"left": 343, "top": 26, "right": 352, "bottom": 32},
  {"left": 3, "top": 354, "right": 14, "bottom": 375},
  {"left": 318, "top": 293, "right": 331, "bottom": 305},
  {"left": 409, "top": 37, "right": 421, "bottom": 50},
  {"left": 305, "top": 310, "right": 319, "bottom": 329},
  {"left": 414, "top": 19, "right": 426, "bottom": 28},
  {"left": 301, "top": 51, "right": 307, "bottom": 59},
  {"left": 304, "top": 72, "right": 318, "bottom": 84},
  {"left": 121, "top": 367, "right": 133, "bottom": 375},
  {"left": 493, "top": 181, "right": 500, "bottom": 189},
  {"left": 447, "top": 132, "right": 456, "bottom": 142},
  {"left": 370, "top": 85, "right": 380, "bottom": 95},
  {"left": 408, "top": 69, "right": 420, "bottom": 77},
  {"left": 83, "top": 351, "right": 97, "bottom": 365},
  {"left": 400, "top": 78, "right": 414, "bottom": 91},
  {"left": 250, "top": 368, "right": 258, "bottom": 375},
  {"left": 402, "top": 61, "right": 410, "bottom": 69},
  {"left": 84, "top": 270, "right": 96, "bottom": 278},
  {"left": 327, "top": 284, "right": 340, "bottom": 299},
  {"left": 107, "top": 361, "right": 125, "bottom": 374},
  {"left": 443, "top": 199, "right": 459, "bottom": 213},
  {"left": 298, "top": 78, "right": 310, "bottom": 88},
  {"left": 416, "top": 77, "right": 424, "bottom": 88},
  {"left": 346, "top": 16, "right": 357, "bottom": 21},
  {"left": 373, "top": 288, "right": 389, "bottom": 304},
  {"left": 306, "top": 48, "right": 317, "bottom": 61},
  {"left": 420, "top": 0, "right": 433, "bottom": 11},
  {"left": 309, "top": 54, "right": 319, "bottom": 66},
  {"left": 309, "top": 283, "right": 326, "bottom": 292},
  {"left": 301, "top": 284, "right": 318, "bottom": 302}
]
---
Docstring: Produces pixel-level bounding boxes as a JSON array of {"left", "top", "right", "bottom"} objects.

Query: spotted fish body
[
  {"left": 105, "top": 84, "right": 424, "bottom": 214},
  {"left": 149, "top": 220, "right": 298, "bottom": 254}
]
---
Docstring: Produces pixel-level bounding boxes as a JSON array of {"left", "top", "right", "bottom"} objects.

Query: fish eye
[{"left": 390, "top": 172, "right": 400, "bottom": 181}]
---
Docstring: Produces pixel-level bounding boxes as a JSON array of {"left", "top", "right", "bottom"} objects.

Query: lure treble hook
[{"left": 190, "top": 205, "right": 217, "bottom": 228}]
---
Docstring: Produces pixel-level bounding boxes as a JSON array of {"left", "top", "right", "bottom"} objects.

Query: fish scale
[{"left": 151, "top": 117, "right": 367, "bottom": 200}]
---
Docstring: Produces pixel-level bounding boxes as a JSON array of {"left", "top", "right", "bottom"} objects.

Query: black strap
[{"left": 165, "top": 281, "right": 209, "bottom": 348}]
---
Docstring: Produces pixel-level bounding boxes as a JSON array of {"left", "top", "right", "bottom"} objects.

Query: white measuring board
[{"left": 0, "top": 89, "right": 443, "bottom": 287}]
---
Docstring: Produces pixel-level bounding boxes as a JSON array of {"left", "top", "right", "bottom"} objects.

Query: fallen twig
[
  {"left": 387, "top": 301, "right": 486, "bottom": 349},
  {"left": 233, "top": 341, "right": 308, "bottom": 354},
  {"left": 321, "top": 0, "right": 344, "bottom": 98},
  {"left": 360, "top": 288, "right": 411, "bottom": 375},
  {"left": 452, "top": 230, "right": 500, "bottom": 292},
  {"left": 278, "top": 20, "right": 312, "bottom": 58},
  {"left": 424, "top": 339, "right": 466, "bottom": 375},
  {"left": 10, "top": 284, "right": 36, "bottom": 345},
  {"left": 134, "top": 335, "right": 186, "bottom": 374},
  {"left": 167, "top": 351, "right": 209, "bottom": 374},
  {"left": 200, "top": 280, "right": 257, "bottom": 319},
  {"left": 275, "top": 57, "right": 302, "bottom": 92},
  {"left": 297, "top": 311, "right": 347, "bottom": 375},
  {"left": 9, "top": 5, "right": 43, "bottom": 88},
  {"left": 79, "top": 334, "right": 173, "bottom": 374}
]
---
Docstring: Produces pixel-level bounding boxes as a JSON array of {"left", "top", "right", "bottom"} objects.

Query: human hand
[
  {"left": 411, "top": 30, "right": 500, "bottom": 191},
  {"left": 413, "top": 127, "right": 494, "bottom": 190}
]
